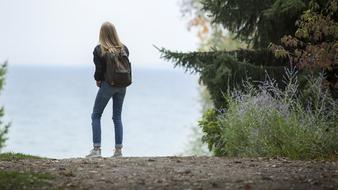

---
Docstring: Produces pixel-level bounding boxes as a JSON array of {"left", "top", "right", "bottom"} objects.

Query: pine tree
[
  {"left": 201, "top": 0, "right": 311, "bottom": 48},
  {"left": 159, "top": 48, "right": 287, "bottom": 108},
  {"left": 160, "top": 0, "right": 335, "bottom": 108}
]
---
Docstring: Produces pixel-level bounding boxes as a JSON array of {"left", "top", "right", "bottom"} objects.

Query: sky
[{"left": 0, "top": 0, "right": 198, "bottom": 68}]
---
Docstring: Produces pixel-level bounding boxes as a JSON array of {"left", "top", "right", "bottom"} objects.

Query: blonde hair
[{"left": 99, "top": 22, "right": 123, "bottom": 55}]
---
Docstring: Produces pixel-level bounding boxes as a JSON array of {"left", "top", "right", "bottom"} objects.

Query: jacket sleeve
[
  {"left": 123, "top": 45, "right": 129, "bottom": 57},
  {"left": 93, "top": 47, "right": 104, "bottom": 81}
]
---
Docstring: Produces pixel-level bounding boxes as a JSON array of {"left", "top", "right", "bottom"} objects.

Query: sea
[{"left": 0, "top": 64, "right": 201, "bottom": 158}]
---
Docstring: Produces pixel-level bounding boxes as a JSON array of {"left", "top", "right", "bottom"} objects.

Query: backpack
[{"left": 104, "top": 48, "right": 132, "bottom": 87}]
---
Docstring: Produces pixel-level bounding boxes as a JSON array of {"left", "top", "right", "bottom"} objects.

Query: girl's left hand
[{"left": 96, "top": 81, "right": 102, "bottom": 87}]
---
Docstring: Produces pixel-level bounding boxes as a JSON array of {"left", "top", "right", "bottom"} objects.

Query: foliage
[
  {"left": 159, "top": 47, "right": 287, "bottom": 108},
  {"left": 180, "top": 0, "right": 247, "bottom": 154},
  {"left": 165, "top": 0, "right": 338, "bottom": 160},
  {"left": 184, "top": 86, "right": 212, "bottom": 156},
  {"left": 271, "top": 0, "right": 338, "bottom": 95},
  {"left": 180, "top": 0, "right": 247, "bottom": 51},
  {"left": 199, "top": 68, "right": 338, "bottom": 159},
  {"left": 198, "top": 27, "right": 248, "bottom": 51},
  {"left": 185, "top": 125, "right": 211, "bottom": 156},
  {"left": 0, "top": 152, "right": 43, "bottom": 161},
  {"left": 200, "top": 0, "right": 312, "bottom": 48},
  {"left": 0, "top": 62, "right": 10, "bottom": 152},
  {"left": 199, "top": 85, "right": 214, "bottom": 112},
  {"left": 0, "top": 171, "right": 56, "bottom": 190},
  {"left": 180, "top": 0, "right": 209, "bottom": 42},
  {"left": 163, "top": 0, "right": 315, "bottom": 109}
]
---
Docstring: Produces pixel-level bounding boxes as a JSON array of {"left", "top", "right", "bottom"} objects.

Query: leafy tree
[
  {"left": 0, "top": 62, "right": 9, "bottom": 152},
  {"left": 271, "top": 0, "right": 338, "bottom": 96},
  {"left": 180, "top": 0, "right": 247, "bottom": 51}
]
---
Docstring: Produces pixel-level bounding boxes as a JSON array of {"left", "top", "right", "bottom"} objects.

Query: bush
[
  {"left": 0, "top": 111, "right": 9, "bottom": 151},
  {"left": 0, "top": 62, "right": 9, "bottom": 152},
  {"left": 200, "top": 68, "right": 338, "bottom": 159}
]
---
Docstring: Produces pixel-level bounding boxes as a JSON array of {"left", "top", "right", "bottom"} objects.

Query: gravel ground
[{"left": 0, "top": 156, "right": 337, "bottom": 190}]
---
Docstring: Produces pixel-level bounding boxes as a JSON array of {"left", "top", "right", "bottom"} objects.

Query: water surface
[{"left": 1, "top": 65, "right": 201, "bottom": 158}]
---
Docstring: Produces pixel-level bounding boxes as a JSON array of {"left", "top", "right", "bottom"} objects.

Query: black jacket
[{"left": 93, "top": 44, "right": 129, "bottom": 81}]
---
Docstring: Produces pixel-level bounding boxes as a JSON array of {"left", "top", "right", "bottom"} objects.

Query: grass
[
  {"left": 0, "top": 153, "right": 58, "bottom": 190},
  {"left": 0, "top": 171, "right": 57, "bottom": 190},
  {"left": 0, "top": 152, "right": 44, "bottom": 161}
]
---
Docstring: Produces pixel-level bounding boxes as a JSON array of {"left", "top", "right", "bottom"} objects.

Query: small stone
[
  {"left": 66, "top": 183, "right": 75, "bottom": 187},
  {"left": 211, "top": 182, "right": 218, "bottom": 187},
  {"left": 261, "top": 176, "right": 272, "bottom": 180},
  {"left": 176, "top": 168, "right": 191, "bottom": 175},
  {"left": 307, "top": 178, "right": 313, "bottom": 183},
  {"left": 61, "top": 170, "right": 75, "bottom": 177},
  {"left": 82, "top": 160, "right": 89, "bottom": 164},
  {"left": 311, "top": 181, "right": 320, "bottom": 185},
  {"left": 244, "top": 183, "right": 252, "bottom": 190}
]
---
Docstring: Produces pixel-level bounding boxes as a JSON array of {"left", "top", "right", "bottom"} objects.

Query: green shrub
[
  {"left": 0, "top": 62, "right": 9, "bottom": 152},
  {"left": 0, "top": 119, "right": 9, "bottom": 152},
  {"left": 200, "top": 68, "right": 338, "bottom": 159}
]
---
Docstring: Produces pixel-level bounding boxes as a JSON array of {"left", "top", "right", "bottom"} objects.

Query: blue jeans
[{"left": 91, "top": 81, "right": 126, "bottom": 148}]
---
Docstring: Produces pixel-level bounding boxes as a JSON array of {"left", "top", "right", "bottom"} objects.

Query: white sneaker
[
  {"left": 112, "top": 148, "right": 122, "bottom": 157},
  {"left": 86, "top": 149, "right": 101, "bottom": 158}
]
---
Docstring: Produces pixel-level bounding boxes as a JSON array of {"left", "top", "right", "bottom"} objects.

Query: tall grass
[{"left": 200, "top": 68, "right": 338, "bottom": 159}]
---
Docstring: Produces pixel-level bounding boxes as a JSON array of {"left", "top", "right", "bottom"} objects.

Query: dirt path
[{"left": 1, "top": 156, "right": 337, "bottom": 190}]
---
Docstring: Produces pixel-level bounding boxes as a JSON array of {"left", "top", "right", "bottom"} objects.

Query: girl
[{"left": 86, "top": 22, "right": 129, "bottom": 158}]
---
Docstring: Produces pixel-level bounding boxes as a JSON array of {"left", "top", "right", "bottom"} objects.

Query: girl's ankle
[{"left": 94, "top": 146, "right": 101, "bottom": 150}]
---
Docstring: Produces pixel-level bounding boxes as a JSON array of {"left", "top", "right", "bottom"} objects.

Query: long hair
[{"left": 99, "top": 22, "right": 123, "bottom": 56}]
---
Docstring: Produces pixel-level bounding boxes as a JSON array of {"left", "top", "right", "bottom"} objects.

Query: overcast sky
[{"left": 0, "top": 0, "right": 198, "bottom": 68}]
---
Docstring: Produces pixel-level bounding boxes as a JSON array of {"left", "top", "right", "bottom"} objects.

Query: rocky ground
[{"left": 0, "top": 156, "right": 337, "bottom": 190}]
